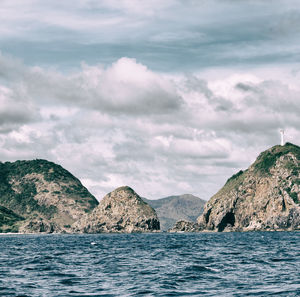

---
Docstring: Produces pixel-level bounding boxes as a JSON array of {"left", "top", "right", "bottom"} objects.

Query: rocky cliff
[
  {"left": 73, "top": 186, "right": 160, "bottom": 233},
  {"left": 143, "top": 194, "right": 205, "bottom": 230},
  {"left": 197, "top": 143, "right": 300, "bottom": 232},
  {"left": 0, "top": 159, "right": 99, "bottom": 233}
]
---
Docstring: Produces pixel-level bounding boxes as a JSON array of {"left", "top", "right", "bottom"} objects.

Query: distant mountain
[
  {"left": 143, "top": 194, "right": 205, "bottom": 230},
  {"left": 74, "top": 186, "right": 160, "bottom": 233},
  {"left": 197, "top": 143, "right": 300, "bottom": 232},
  {"left": 0, "top": 159, "right": 99, "bottom": 233}
]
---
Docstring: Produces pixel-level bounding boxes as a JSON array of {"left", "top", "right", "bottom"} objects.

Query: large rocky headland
[{"left": 171, "top": 143, "right": 300, "bottom": 232}]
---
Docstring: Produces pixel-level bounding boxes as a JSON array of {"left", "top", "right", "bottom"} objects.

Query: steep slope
[
  {"left": 74, "top": 186, "right": 160, "bottom": 233},
  {"left": 197, "top": 143, "right": 300, "bottom": 231},
  {"left": 0, "top": 159, "right": 98, "bottom": 233},
  {"left": 143, "top": 194, "right": 205, "bottom": 230},
  {"left": 0, "top": 205, "right": 24, "bottom": 233}
]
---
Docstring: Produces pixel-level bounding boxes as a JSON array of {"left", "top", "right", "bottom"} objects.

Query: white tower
[{"left": 280, "top": 129, "right": 285, "bottom": 146}]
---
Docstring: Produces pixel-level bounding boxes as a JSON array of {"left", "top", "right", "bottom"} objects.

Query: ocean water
[{"left": 0, "top": 232, "right": 299, "bottom": 297}]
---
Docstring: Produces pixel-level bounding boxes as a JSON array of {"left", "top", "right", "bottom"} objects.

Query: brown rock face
[
  {"left": 197, "top": 143, "right": 300, "bottom": 232},
  {"left": 73, "top": 186, "right": 160, "bottom": 233}
]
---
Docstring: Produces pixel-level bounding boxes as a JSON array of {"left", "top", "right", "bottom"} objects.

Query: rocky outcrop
[
  {"left": 73, "top": 186, "right": 160, "bottom": 233},
  {"left": 168, "top": 220, "right": 201, "bottom": 232},
  {"left": 143, "top": 194, "right": 205, "bottom": 231},
  {"left": 197, "top": 143, "right": 300, "bottom": 232},
  {"left": 0, "top": 159, "right": 99, "bottom": 233}
]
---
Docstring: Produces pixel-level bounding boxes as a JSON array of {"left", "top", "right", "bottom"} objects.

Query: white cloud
[
  {"left": 76, "top": 58, "right": 182, "bottom": 113},
  {"left": 0, "top": 54, "right": 182, "bottom": 115}
]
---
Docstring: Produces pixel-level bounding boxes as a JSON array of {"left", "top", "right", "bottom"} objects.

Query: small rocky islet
[{"left": 0, "top": 143, "right": 299, "bottom": 233}]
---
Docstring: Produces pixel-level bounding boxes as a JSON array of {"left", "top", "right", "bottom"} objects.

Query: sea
[{"left": 0, "top": 232, "right": 299, "bottom": 297}]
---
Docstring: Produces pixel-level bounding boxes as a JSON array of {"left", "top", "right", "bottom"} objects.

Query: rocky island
[
  {"left": 0, "top": 160, "right": 159, "bottom": 233},
  {"left": 171, "top": 143, "right": 300, "bottom": 232},
  {"left": 0, "top": 159, "right": 99, "bottom": 233},
  {"left": 73, "top": 186, "right": 160, "bottom": 233}
]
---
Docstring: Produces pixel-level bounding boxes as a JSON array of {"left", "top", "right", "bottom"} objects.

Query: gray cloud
[
  {"left": 1, "top": 1, "right": 300, "bottom": 200},
  {"left": 0, "top": 85, "right": 39, "bottom": 133},
  {"left": 1, "top": 1, "right": 300, "bottom": 71},
  {"left": 235, "top": 80, "right": 300, "bottom": 115}
]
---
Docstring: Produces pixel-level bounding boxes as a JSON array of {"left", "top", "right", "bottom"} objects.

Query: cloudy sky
[{"left": 1, "top": 0, "right": 300, "bottom": 200}]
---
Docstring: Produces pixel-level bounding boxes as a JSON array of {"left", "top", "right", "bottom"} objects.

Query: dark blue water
[{"left": 0, "top": 232, "right": 299, "bottom": 297}]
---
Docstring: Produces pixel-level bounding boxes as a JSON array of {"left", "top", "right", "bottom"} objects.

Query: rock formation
[
  {"left": 0, "top": 159, "right": 98, "bottom": 233},
  {"left": 73, "top": 186, "right": 160, "bottom": 233},
  {"left": 168, "top": 220, "right": 201, "bottom": 232},
  {"left": 143, "top": 194, "right": 205, "bottom": 230},
  {"left": 0, "top": 159, "right": 160, "bottom": 233},
  {"left": 197, "top": 143, "right": 300, "bottom": 231}
]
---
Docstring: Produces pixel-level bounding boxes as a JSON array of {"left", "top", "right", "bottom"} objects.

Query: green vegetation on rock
[
  {"left": 253, "top": 143, "right": 300, "bottom": 175},
  {"left": 0, "top": 159, "right": 99, "bottom": 233},
  {"left": 225, "top": 170, "right": 244, "bottom": 185},
  {"left": 0, "top": 205, "right": 24, "bottom": 233}
]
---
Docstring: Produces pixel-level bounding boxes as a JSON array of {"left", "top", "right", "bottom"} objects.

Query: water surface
[{"left": 0, "top": 232, "right": 299, "bottom": 296}]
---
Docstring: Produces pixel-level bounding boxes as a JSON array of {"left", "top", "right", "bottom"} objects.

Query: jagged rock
[
  {"left": 168, "top": 220, "right": 201, "bottom": 232},
  {"left": 197, "top": 143, "right": 300, "bottom": 232},
  {"left": 0, "top": 159, "right": 98, "bottom": 233},
  {"left": 73, "top": 186, "right": 160, "bottom": 233},
  {"left": 143, "top": 194, "right": 205, "bottom": 231}
]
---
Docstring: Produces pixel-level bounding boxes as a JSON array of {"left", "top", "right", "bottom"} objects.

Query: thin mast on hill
[{"left": 280, "top": 129, "right": 285, "bottom": 146}]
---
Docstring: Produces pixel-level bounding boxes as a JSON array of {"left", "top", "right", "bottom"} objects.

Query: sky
[{"left": 1, "top": 0, "right": 300, "bottom": 200}]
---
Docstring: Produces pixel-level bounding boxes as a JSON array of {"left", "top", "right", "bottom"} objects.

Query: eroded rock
[{"left": 73, "top": 186, "right": 160, "bottom": 233}]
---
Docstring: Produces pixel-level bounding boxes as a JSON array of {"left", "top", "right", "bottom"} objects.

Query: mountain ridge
[{"left": 143, "top": 194, "right": 205, "bottom": 230}]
